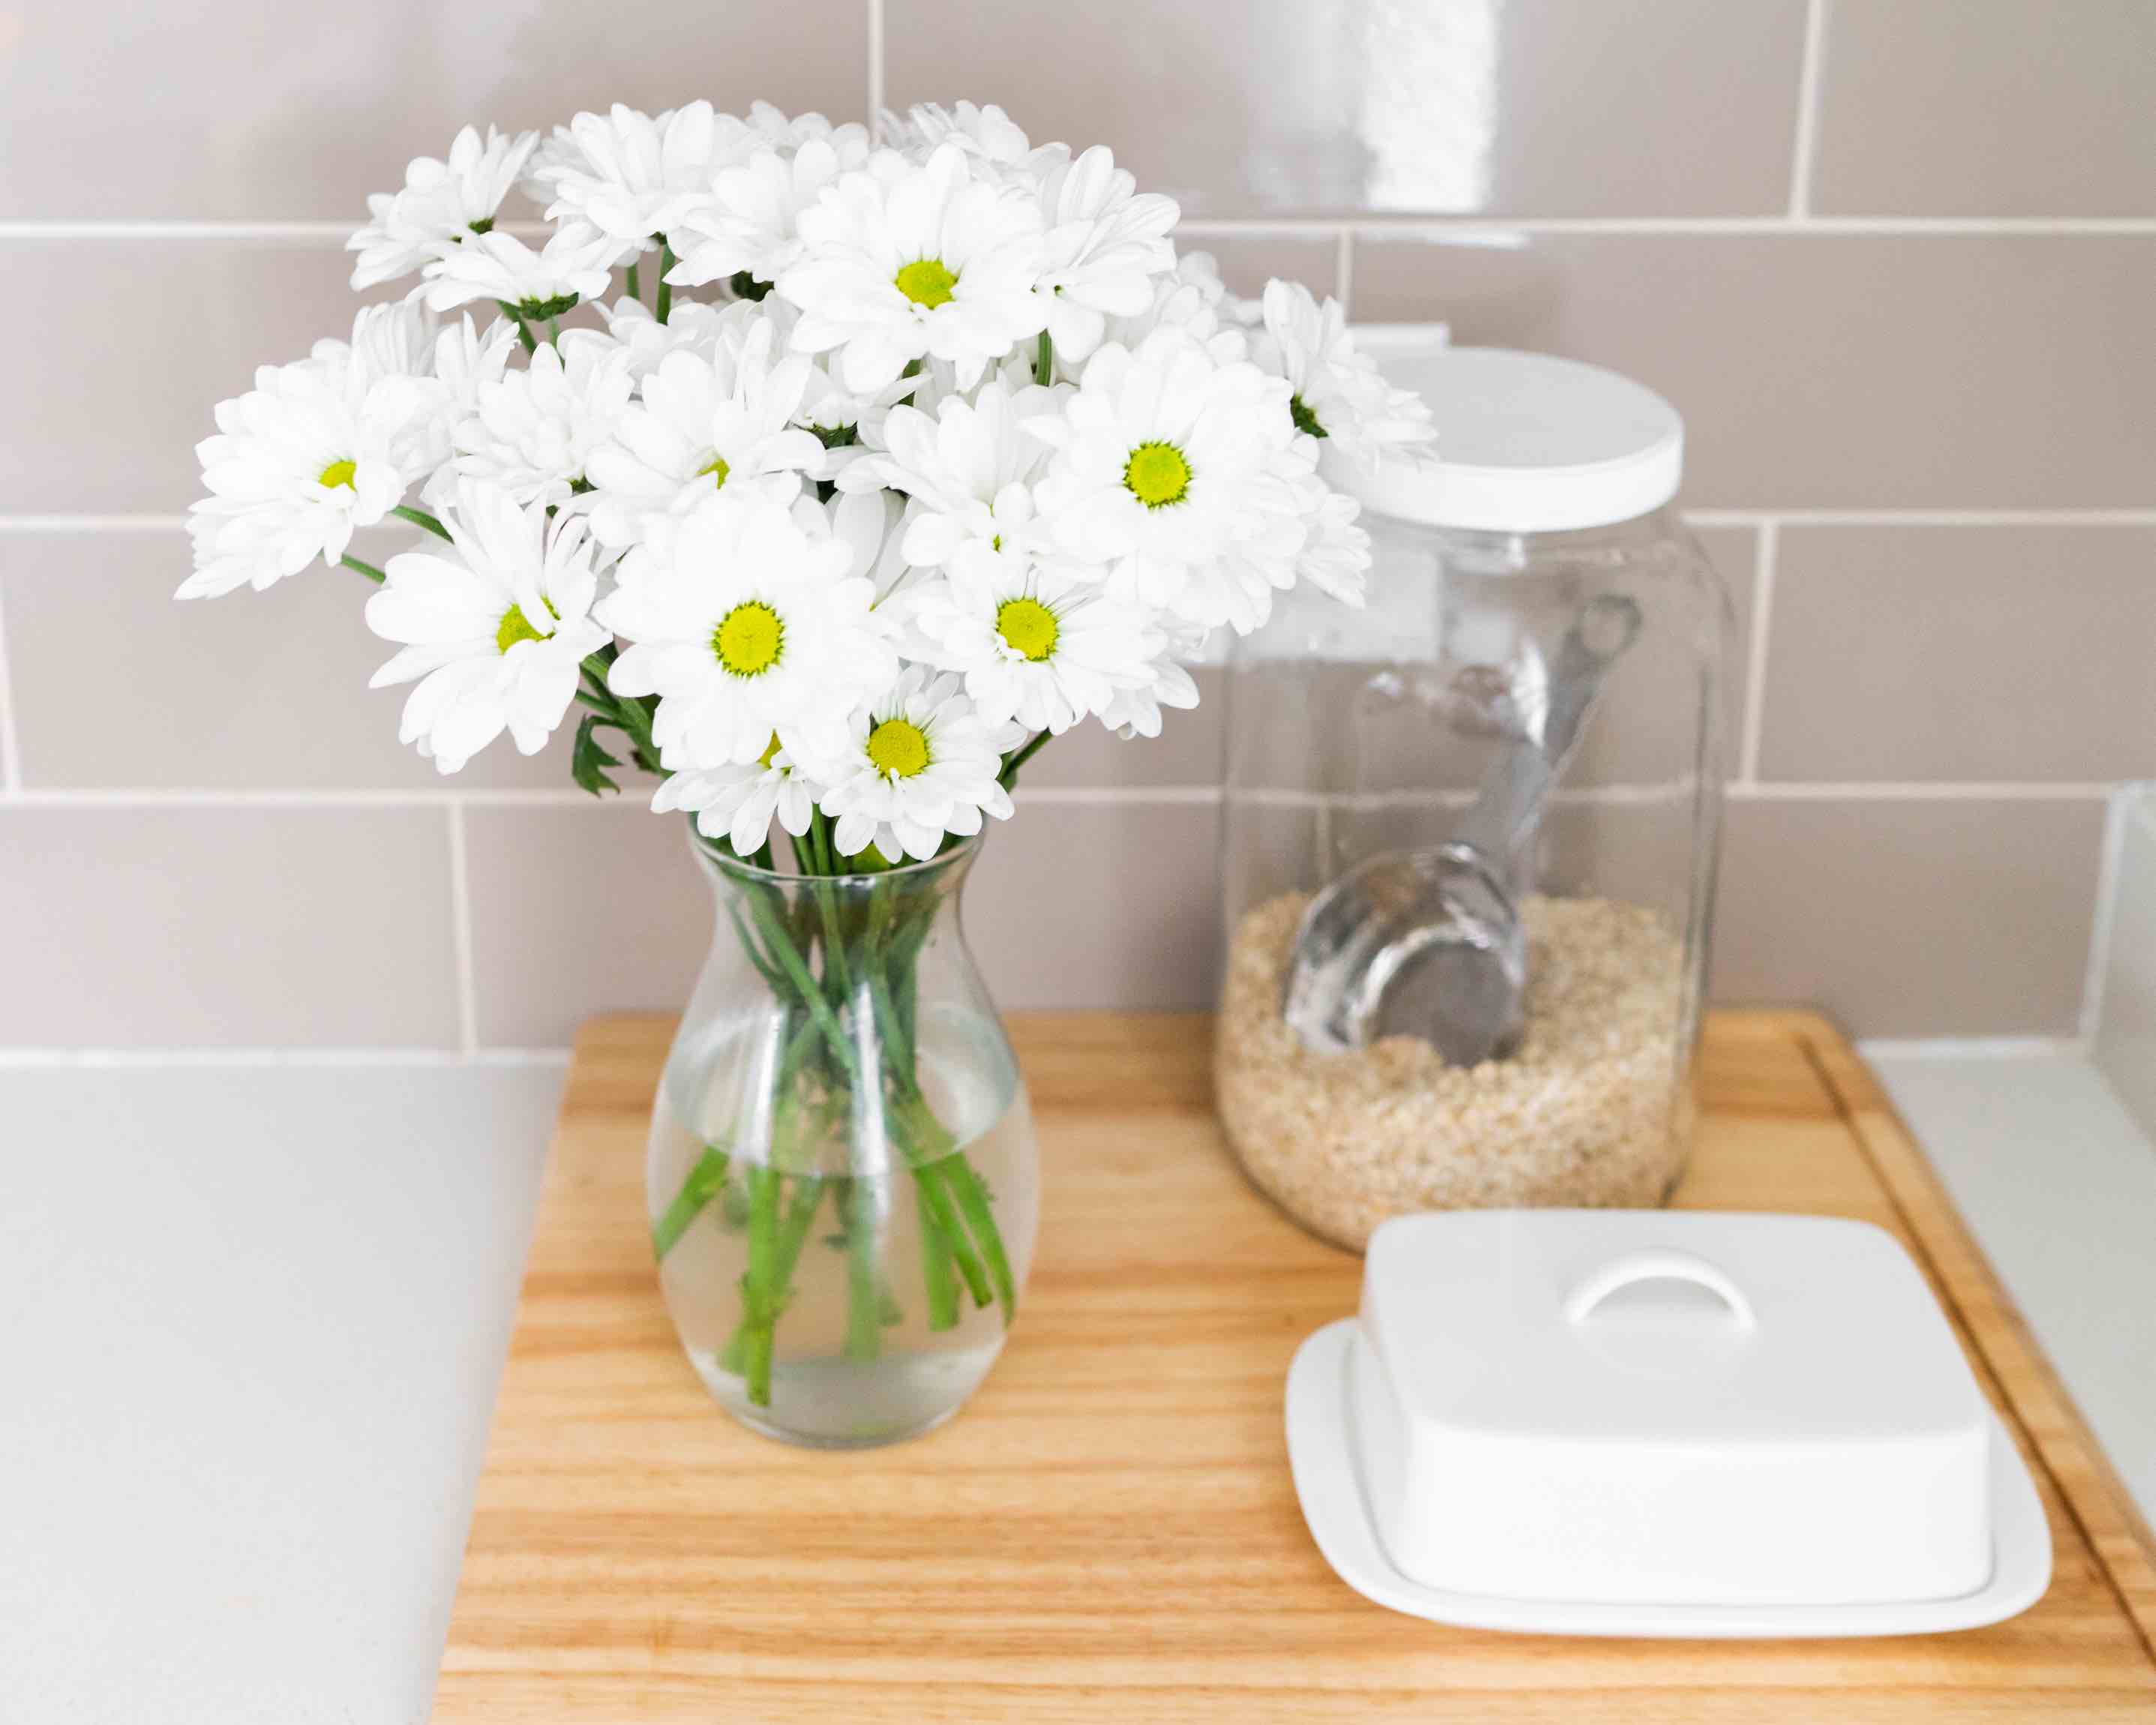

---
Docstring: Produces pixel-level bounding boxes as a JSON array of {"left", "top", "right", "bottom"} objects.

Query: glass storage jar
[{"left": 1216, "top": 347, "right": 1729, "bottom": 1251}]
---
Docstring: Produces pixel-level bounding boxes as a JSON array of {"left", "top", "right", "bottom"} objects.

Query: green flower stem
[
  {"left": 998, "top": 729, "right": 1051, "bottom": 791},
  {"left": 548, "top": 316, "right": 562, "bottom": 346},
  {"left": 864, "top": 966, "right": 994, "bottom": 1310},
  {"left": 338, "top": 554, "right": 386, "bottom": 584},
  {"left": 655, "top": 242, "right": 675, "bottom": 324},
  {"left": 496, "top": 302, "right": 538, "bottom": 352},
  {"left": 723, "top": 900, "right": 789, "bottom": 994},
  {"left": 721, "top": 1170, "right": 826, "bottom": 1375},
  {"left": 391, "top": 504, "right": 451, "bottom": 542},
  {"left": 897, "top": 1088, "right": 1014, "bottom": 1322},
  {"left": 577, "top": 651, "right": 661, "bottom": 772},
  {"left": 737, "top": 1162, "right": 784, "bottom": 1406},
  {"left": 625, "top": 260, "right": 641, "bottom": 302},
  {"left": 812, "top": 881, "right": 854, "bottom": 1016},
  {"left": 916, "top": 1177, "right": 961, "bottom": 1331},
  {"left": 744, "top": 890, "right": 859, "bottom": 1088},
  {"left": 1035, "top": 329, "right": 1054, "bottom": 386},
  {"left": 652, "top": 1143, "right": 729, "bottom": 1258},
  {"left": 842, "top": 1176, "right": 883, "bottom": 1361}
]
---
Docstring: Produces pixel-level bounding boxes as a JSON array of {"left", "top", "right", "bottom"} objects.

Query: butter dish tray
[{"left": 1286, "top": 1318, "right": 2053, "bottom": 1638}]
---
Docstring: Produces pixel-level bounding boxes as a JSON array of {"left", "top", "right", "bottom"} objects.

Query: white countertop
[
  {"left": 0, "top": 1062, "right": 561, "bottom": 1724},
  {"left": 1, "top": 1046, "right": 2149, "bottom": 1722},
  {"left": 1864, "top": 1043, "right": 2156, "bottom": 1524}
]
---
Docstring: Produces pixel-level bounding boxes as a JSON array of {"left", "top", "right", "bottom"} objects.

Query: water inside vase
[{"left": 649, "top": 1000, "right": 1039, "bottom": 1447}]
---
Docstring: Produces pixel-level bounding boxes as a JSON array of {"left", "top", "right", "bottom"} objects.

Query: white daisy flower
[
  {"left": 1291, "top": 478, "right": 1372, "bottom": 607},
  {"left": 179, "top": 349, "right": 440, "bottom": 599},
  {"left": 1035, "top": 146, "right": 1179, "bottom": 364},
  {"left": 312, "top": 299, "right": 454, "bottom": 472},
  {"left": 901, "top": 560, "right": 1159, "bottom": 734},
  {"left": 348, "top": 124, "right": 539, "bottom": 292},
  {"left": 667, "top": 130, "right": 872, "bottom": 295},
  {"left": 824, "top": 485, "right": 918, "bottom": 603},
  {"left": 596, "top": 295, "right": 729, "bottom": 379},
  {"left": 583, "top": 309, "right": 823, "bottom": 546},
  {"left": 651, "top": 741, "right": 820, "bottom": 859},
  {"left": 814, "top": 668, "right": 1014, "bottom": 862},
  {"left": 885, "top": 103, "right": 1055, "bottom": 180},
  {"left": 526, "top": 102, "right": 755, "bottom": 254},
  {"left": 796, "top": 356, "right": 920, "bottom": 482},
  {"left": 744, "top": 103, "right": 870, "bottom": 154},
  {"left": 325, "top": 298, "right": 437, "bottom": 386},
  {"left": 597, "top": 490, "right": 897, "bottom": 767},
  {"left": 1099, "top": 644, "right": 1204, "bottom": 740},
  {"left": 778, "top": 143, "right": 1048, "bottom": 392},
  {"left": 1110, "top": 249, "right": 1246, "bottom": 363},
  {"left": 450, "top": 328, "right": 634, "bottom": 507},
  {"left": 841, "top": 370, "right": 1059, "bottom": 574},
  {"left": 363, "top": 481, "right": 611, "bottom": 772},
  {"left": 421, "top": 222, "right": 623, "bottom": 322},
  {"left": 1252, "top": 279, "right": 1438, "bottom": 466},
  {"left": 431, "top": 312, "right": 520, "bottom": 418},
  {"left": 1027, "top": 327, "right": 1312, "bottom": 633}
]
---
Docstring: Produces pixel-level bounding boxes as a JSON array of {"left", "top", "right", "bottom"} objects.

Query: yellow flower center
[
  {"left": 893, "top": 257, "right": 958, "bottom": 309},
  {"left": 995, "top": 596, "right": 1059, "bottom": 663},
  {"left": 318, "top": 458, "right": 357, "bottom": 490},
  {"left": 713, "top": 601, "right": 784, "bottom": 677},
  {"left": 494, "top": 597, "right": 559, "bottom": 655},
  {"left": 866, "top": 717, "right": 931, "bottom": 778},
  {"left": 1123, "top": 441, "right": 1191, "bottom": 508},
  {"left": 696, "top": 454, "right": 730, "bottom": 488}
]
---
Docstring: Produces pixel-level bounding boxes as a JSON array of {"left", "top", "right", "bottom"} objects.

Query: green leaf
[{"left": 571, "top": 715, "right": 622, "bottom": 797}]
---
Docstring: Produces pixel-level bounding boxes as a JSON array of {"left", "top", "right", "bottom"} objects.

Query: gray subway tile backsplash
[
  {"left": 1353, "top": 232, "right": 2156, "bottom": 512},
  {"left": 2, "top": 1, "right": 2148, "bottom": 1046}
]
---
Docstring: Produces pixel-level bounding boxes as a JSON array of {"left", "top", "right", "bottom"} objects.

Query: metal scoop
[{"left": 1282, "top": 593, "right": 1643, "bottom": 1064}]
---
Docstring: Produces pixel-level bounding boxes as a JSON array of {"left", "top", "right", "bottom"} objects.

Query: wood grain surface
[{"left": 435, "top": 1010, "right": 2156, "bottom": 1722}]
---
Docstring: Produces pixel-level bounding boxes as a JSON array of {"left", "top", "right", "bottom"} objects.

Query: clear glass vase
[{"left": 646, "top": 829, "right": 1039, "bottom": 1448}]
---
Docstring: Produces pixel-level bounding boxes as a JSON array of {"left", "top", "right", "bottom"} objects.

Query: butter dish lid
[
  {"left": 1349, "top": 1210, "right": 1999, "bottom": 1609},
  {"left": 1363, "top": 1209, "right": 1982, "bottom": 1445}
]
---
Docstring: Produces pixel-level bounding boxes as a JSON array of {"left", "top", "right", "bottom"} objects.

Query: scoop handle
[{"left": 1563, "top": 1249, "right": 1756, "bottom": 1330}]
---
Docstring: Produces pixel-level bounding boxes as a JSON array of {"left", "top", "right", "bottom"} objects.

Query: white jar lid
[{"left": 1325, "top": 345, "right": 1684, "bottom": 533}]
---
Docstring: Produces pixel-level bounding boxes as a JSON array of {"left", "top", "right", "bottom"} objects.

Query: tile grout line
[
  {"left": 1786, "top": 0, "right": 1831, "bottom": 218},
  {"left": 2077, "top": 786, "right": 2134, "bottom": 1040},
  {"left": 12, "top": 216, "right": 2156, "bottom": 240},
  {"left": 1734, "top": 520, "right": 1778, "bottom": 786},
  {"left": 1333, "top": 228, "right": 1354, "bottom": 311},
  {"left": 1681, "top": 508, "right": 2156, "bottom": 528},
  {"left": 865, "top": 0, "right": 886, "bottom": 136},
  {"left": 0, "top": 578, "right": 21, "bottom": 793},
  {"left": 1726, "top": 781, "right": 2116, "bottom": 802},
  {"left": 446, "top": 800, "right": 480, "bottom": 1056}
]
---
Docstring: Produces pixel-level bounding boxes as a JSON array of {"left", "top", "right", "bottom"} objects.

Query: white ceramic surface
[
  {"left": 1355, "top": 1210, "right": 1994, "bottom": 1607},
  {"left": 1324, "top": 346, "right": 1684, "bottom": 533},
  {"left": 1287, "top": 1319, "right": 2054, "bottom": 1638}
]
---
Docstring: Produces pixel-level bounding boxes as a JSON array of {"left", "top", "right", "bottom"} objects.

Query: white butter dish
[{"left": 1285, "top": 1210, "right": 2053, "bottom": 1632}]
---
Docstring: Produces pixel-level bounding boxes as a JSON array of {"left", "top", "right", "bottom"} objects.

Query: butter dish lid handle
[{"left": 1563, "top": 1249, "right": 1757, "bottom": 1330}]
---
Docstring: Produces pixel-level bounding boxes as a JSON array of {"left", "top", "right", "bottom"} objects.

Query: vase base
[
  {"left": 685, "top": 1342, "right": 1003, "bottom": 1449},
  {"left": 726, "top": 1401, "right": 961, "bottom": 1450}
]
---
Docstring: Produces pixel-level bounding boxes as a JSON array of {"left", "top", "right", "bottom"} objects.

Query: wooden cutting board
[{"left": 435, "top": 1010, "right": 2156, "bottom": 1722}]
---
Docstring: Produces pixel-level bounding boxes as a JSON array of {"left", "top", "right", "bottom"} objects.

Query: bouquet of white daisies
[{"left": 182, "top": 100, "right": 1435, "bottom": 1408}]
